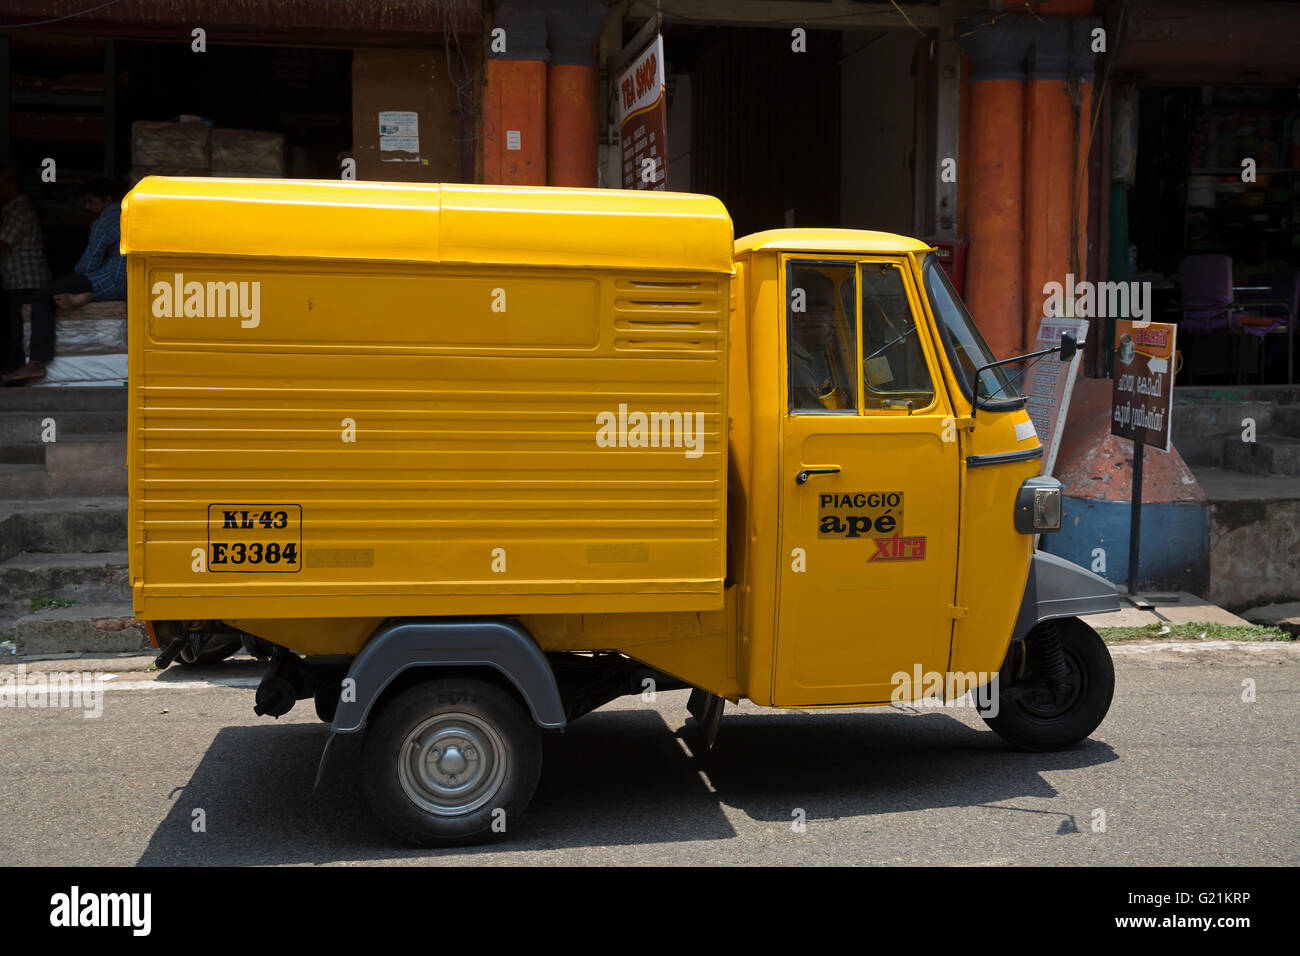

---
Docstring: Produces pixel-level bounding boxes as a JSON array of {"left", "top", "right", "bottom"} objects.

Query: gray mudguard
[
  {"left": 1011, "top": 551, "right": 1121, "bottom": 643},
  {"left": 330, "top": 618, "right": 566, "bottom": 733}
]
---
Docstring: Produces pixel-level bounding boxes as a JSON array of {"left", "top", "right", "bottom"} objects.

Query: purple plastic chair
[
  {"left": 1240, "top": 270, "right": 1297, "bottom": 384},
  {"left": 1179, "top": 254, "right": 1291, "bottom": 382}
]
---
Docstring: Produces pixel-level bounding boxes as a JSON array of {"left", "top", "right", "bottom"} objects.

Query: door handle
[{"left": 795, "top": 466, "right": 841, "bottom": 485}]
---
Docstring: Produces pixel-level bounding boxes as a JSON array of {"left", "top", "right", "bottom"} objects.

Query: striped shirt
[
  {"left": 0, "top": 194, "right": 52, "bottom": 290},
  {"left": 76, "top": 202, "right": 126, "bottom": 301}
]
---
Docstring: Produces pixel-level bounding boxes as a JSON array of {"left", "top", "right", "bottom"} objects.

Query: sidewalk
[{"left": 1087, "top": 591, "right": 1253, "bottom": 629}]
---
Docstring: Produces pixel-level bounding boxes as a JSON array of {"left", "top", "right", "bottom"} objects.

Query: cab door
[{"left": 774, "top": 255, "right": 961, "bottom": 706}]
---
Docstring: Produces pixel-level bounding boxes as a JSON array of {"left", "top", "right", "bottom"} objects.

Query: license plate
[{"left": 207, "top": 504, "right": 302, "bottom": 573}]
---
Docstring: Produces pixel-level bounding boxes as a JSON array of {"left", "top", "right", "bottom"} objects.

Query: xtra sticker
[
  {"left": 818, "top": 491, "right": 903, "bottom": 539},
  {"left": 869, "top": 534, "right": 927, "bottom": 562}
]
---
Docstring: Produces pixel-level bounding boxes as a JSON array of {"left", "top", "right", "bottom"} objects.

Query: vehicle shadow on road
[
  {"left": 135, "top": 704, "right": 1115, "bottom": 864},
  {"left": 686, "top": 708, "right": 1118, "bottom": 829}
]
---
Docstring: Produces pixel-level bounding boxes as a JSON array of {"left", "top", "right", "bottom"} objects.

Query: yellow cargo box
[{"left": 122, "top": 178, "right": 734, "bottom": 621}]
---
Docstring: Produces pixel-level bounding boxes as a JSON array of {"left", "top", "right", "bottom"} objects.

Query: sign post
[{"left": 1109, "top": 320, "right": 1177, "bottom": 593}]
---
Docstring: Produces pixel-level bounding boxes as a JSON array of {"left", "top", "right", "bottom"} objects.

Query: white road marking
[{"left": 98, "top": 677, "right": 260, "bottom": 691}]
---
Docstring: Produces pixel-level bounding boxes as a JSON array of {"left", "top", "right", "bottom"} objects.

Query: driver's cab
[{"left": 731, "top": 229, "right": 1045, "bottom": 707}]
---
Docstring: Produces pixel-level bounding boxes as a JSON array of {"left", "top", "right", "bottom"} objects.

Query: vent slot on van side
[{"left": 613, "top": 277, "right": 724, "bottom": 354}]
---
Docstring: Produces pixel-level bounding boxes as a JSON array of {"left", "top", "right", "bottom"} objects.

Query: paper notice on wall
[{"left": 379, "top": 111, "right": 419, "bottom": 155}]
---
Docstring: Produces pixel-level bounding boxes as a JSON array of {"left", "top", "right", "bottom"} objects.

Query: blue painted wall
[{"left": 1041, "top": 495, "right": 1210, "bottom": 594}]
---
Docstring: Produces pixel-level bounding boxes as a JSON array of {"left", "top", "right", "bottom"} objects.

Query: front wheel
[
  {"left": 361, "top": 678, "right": 542, "bottom": 847},
  {"left": 980, "top": 617, "right": 1114, "bottom": 752}
]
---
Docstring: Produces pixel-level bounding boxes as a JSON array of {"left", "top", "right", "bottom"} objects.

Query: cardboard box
[
  {"left": 211, "top": 128, "right": 287, "bottom": 175},
  {"left": 131, "top": 120, "right": 211, "bottom": 167}
]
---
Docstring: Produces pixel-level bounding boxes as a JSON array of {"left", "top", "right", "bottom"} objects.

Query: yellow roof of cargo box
[{"left": 121, "top": 177, "right": 735, "bottom": 274}]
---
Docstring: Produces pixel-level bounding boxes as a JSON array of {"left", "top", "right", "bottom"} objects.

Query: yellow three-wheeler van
[{"left": 121, "top": 178, "right": 1119, "bottom": 846}]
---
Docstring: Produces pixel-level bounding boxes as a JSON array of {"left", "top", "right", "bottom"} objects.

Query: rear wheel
[
  {"left": 361, "top": 678, "right": 542, "bottom": 847},
  {"left": 980, "top": 617, "right": 1114, "bottom": 752}
]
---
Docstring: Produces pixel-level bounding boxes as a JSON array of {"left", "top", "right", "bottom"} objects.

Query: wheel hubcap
[
  {"left": 398, "top": 713, "right": 507, "bottom": 816},
  {"left": 1017, "top": 646, "right": 1085, "bottom": 719}
]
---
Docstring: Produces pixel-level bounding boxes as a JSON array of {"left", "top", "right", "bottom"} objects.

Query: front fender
[
  {"left": 1011, "top": 551, "right": 1120, "bottom": 643},
  {"left": 330, "top": 617, "right": 566, "bottom": 733}
]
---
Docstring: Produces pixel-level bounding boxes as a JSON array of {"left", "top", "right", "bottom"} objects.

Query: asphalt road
[{"left": 1, "top": 642, "right": 1296, "bottom": 866}]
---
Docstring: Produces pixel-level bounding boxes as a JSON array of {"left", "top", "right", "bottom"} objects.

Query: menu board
[{"left": 1025, "top": 317, "right": 1089, "bottom": 476}]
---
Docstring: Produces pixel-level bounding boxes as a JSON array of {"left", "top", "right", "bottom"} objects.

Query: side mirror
[{"left": 1058, "top": 332, "right": 1077, "bottom": 361}]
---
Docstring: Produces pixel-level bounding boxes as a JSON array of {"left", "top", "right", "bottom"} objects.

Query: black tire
[
  {"left": 361, "top": 678, "right": 542, "bottom": 847},
  {"left": 980, "top": 617, "right": 1114, "bottom": 752}
]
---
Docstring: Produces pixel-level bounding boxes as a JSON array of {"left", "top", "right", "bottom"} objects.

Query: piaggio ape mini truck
[{"left": 122, "top": 178, "right": 1119, "bottom": 845}]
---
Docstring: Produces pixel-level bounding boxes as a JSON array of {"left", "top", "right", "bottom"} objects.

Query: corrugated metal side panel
[{"left": 131, "top": 256, "right": 728, "bottom": 620}]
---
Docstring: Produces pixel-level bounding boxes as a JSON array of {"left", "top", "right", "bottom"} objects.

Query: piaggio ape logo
[
  {"left": 817, "top": 491, "right": 926, "bottom": 561},
  {"left": 817, "top": 491, "right": 902, "bottom": 538}
]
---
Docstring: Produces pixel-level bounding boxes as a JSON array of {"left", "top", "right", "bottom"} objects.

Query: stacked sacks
[{"left": 22, "top": 299, "right": 127, "bottom": 386}]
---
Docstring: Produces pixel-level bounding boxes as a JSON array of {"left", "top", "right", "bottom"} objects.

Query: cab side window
[
  {"left": 787, "top": 262, "right": 858, "bottom": 414},
  {"left": 858, "top": 263, "right": 934, "bottom": 411}
]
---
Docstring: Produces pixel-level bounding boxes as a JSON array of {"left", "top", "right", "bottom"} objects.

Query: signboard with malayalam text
[
  {"left": 1110, "top": 320, "right": 1177, "bottom": 452},
  {"left": 616, "top": 34, "right": 667, "bottom": 191}
]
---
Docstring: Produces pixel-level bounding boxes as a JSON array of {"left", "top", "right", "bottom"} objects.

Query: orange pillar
[
  {"left": 545, "top": 2, "right": 606, "bottom": 187},
  {"left": 547, "top": 64, "right": 598, "bottom": 186},
  {"left": 960, "top": 21, "right": 1032, "bottom": 358},
  {"left": 1074, "top": 73, "right": 1094, "bottom": 281},
  {"left": 482, "top": 4, "right": 548, "bottom": 185},
  {"left": 1023, "top": 19, "right": 1076, "bottom": 347}
]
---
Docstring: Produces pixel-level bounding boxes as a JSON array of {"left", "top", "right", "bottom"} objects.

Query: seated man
[
  {"left": 789, "top": 269, "right": 854, "bottom": 411},
  {"left": 3, "top": 178, "right": 125, "bottom": 383}
]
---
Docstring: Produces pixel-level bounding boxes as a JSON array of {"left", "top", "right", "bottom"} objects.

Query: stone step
[
  {"left": 1273, "top": 406, "right": 1300, "bottom": 438},
  {"left": 45, "top": 437, "right": 127, "bottom": 497},
  {"left": 1170, "top": 386, "right": 1300, "bottom": 466},
  {"left": 1222, "top": 434, "right": 1300, "bottom": 476},
  {"left": 0, "top": 444, "right": 46, "bottom": 465},
  {"left": 0, "top": 437, "right": 127, "bottom": 498},
  {"left": 0, "top": 410, "right": 127, "bottom": 444},
  {"left": 0, "top": 464, "right": 50, "bottom": 499},
  {"left": 0, "top": 386, "right": 126, "bottom": 412},
  {"left": 0, "top": 498, "right": 128, "bottom": 560},
  {"left": 0, "top": 551, "right": 130, "bottom": 621},
  {"left": 1174, "top": 403, "right": 1290, "bottom": 466},
  {"left": 1192, "top": 467, "right": 1300, "bottom": 607},
  {"left": 9, "top": 601, "right": 147, "bottom": 656}
]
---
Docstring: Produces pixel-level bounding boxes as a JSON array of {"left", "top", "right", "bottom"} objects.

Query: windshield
[{"left": 922, "top": 255, "right": 1021, "bottom": 407}]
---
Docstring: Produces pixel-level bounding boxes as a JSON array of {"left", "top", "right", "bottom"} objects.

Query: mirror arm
[{"left": 970, "top": 343, "right": 1064, "bottom": 423}]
